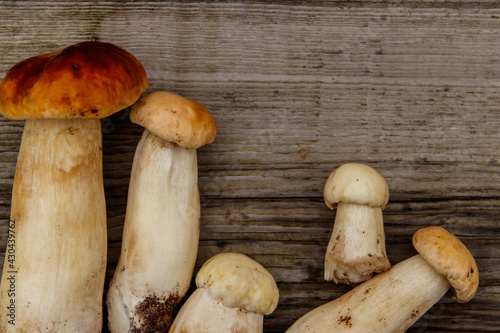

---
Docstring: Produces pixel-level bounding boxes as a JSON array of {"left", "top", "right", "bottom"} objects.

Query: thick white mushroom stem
[
  {"left": 107, "top": 129, "right": 200, "bottom": 333},
  {"left": 0, "top": 119, "right": 107, "bottom": 332},
  {"left": 287, "top": 255, "right": 450, "bottom": 333},
  {"left": 325, "top": 202, "right": 391, "bottom": 284},
  {"left": 169, "top": 288, "right": 264, "bottom": 333}
]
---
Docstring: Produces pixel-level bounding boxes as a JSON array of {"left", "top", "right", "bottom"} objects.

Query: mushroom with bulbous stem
[
  {"left": 106, "top": 91, "right": 217, "bottom": 332},
  {"left": 323, "top": 162, "right": 391, "bottom": 284},
  {"left": 0, "top": 41, "right": 148, "bottom": 332},
  {"left": 285, "top": 226, "right": 479, "bottom": 333},
  {"left": 169, "top": 252, "right": 280, "bottom": 333}
]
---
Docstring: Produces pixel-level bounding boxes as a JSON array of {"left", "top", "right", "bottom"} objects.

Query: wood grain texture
[{"left": 0, "top": 1, "right": 499, "bottom": 332}]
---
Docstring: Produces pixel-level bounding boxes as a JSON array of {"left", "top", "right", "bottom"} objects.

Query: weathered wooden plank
[{"left": 0, "top": 1, "right": 499, "bottom": 332}]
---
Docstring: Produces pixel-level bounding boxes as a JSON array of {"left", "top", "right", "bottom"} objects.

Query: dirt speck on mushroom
[{"left": 130, "top": 294, "right": 182, "bottom": 333}]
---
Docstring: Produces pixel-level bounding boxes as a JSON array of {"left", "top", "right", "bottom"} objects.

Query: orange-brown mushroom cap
[
  {"left": 413, "top": 226, "right": 479, "bottom": 303},
  {"left": 130, "top": 91, "right": 217, "bottom": 149},
  {"left": 0, "top": 41, "right": 148, "bottom": 119}
]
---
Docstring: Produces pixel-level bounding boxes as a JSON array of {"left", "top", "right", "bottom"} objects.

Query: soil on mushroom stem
[{"left": 129, "top": 294, "right": 182, "bottom": 333}]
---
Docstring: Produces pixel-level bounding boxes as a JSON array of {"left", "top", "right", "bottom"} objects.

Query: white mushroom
[
  {"left": 0, "top": 41, "right": 148, "bottom": 332},
  {"left": 323, "top": 162, "right": 391, "bottom": 284},
  {"left": 169, "top": 252, "right": 280, "bottom": 333},
  {"left": 286, "top": 226, "right": 479, "bottom": 333},
  {"left": 106, "top": 91, "right": 217, "bottom": 332}
]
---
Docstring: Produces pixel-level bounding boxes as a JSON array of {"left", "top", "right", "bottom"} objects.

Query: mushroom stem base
[
  {"left": 107, "top": 130, "right": 200, "bottom": 333},
  {"left": 325, "top": 202, "right": 391, "bottom": 284},
  {"left": 288, "top": 254, "right": 451, "bottom": 333},
  {"left": 0, "top": 118, "right": 107, "bottom": 332},
  {"left": 169, "top": 288, "right": 264, "bottom": 333}
]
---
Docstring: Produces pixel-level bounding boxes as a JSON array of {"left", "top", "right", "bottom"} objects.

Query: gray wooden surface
[{"left": 1, "top": 1, "right": 499, "bottom": 332}]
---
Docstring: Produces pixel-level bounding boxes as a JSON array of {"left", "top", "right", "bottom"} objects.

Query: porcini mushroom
[
  {"left": 285, "top": 226, "right": 479, "bottom": 333},
  {"left": 106, "top": 91, "right": 217, "bottom": 332},
  {"left": 169, "top": 252, "right": 280, "bottom": 333},
  {"left": 323, "top": 162, "right": 391, "bottom": 284},
  {"left": 0, "top": 41, "right": 148, "bottom": 332}
]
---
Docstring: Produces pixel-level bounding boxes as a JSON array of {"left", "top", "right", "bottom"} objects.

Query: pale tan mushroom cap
[
  {"left": 413, "top": 226, "right": 479, "bottom": 303},
  {"left": 130, "top": 91, "right": 216, "bottom": 149},
  {"left": 195, "top": 252, "right": 279, "bottom": 315},
  {"left": 324, "top": 163, "right": 389, "bottom": 210}
]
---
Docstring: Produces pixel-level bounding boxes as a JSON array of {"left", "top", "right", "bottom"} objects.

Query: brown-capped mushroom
[
  {"left": 285, "top": 226, "right": 479, "bottom": 333},
  {"left": 323, "top": 162, "right": 391, "bottom": 284},
  {"left": 169, "top": 252, "right": 280, "bottom": 333},
  {"left": 106, "top": 91, "right": 217, "bottom": 332},
  {"left": 0, "top": 41, "right": 148, "bottom": 332}
]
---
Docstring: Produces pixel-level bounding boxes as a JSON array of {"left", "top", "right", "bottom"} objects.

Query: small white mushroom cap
[
  {"left": 195, "top": 252, "right": 280, "bottom": 315},
  {"left": 324, "top": 163, "right": 389, "bottom": 210}
]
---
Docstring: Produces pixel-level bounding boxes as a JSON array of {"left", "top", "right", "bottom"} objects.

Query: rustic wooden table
[{"left": 0, "top": 1, "right": 499, "bottom": 332}]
